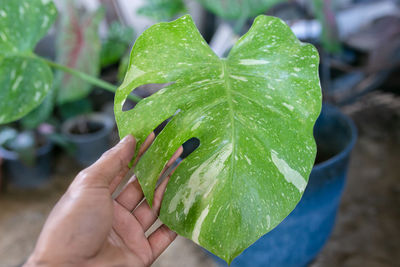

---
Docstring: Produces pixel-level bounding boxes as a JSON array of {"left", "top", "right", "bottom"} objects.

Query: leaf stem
[{"left": 39, "top": 57, "right": 142, "bottom": 103}]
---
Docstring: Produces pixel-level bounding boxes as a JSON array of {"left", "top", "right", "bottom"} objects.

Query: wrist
[
  {"left": 24, "top": 255, "right": 51, "bottom": 267},
  {"left": 24, "top": 253, "right": 75, "bottom": 267}
]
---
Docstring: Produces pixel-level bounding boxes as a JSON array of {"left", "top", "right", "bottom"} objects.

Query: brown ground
[{"left": 0, "top": 92, "right": 399, "bottom": 267}]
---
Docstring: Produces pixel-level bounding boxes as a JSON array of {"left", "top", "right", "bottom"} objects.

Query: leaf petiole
[{"left": 39, "top": 56, "right": 142, "bottom": 103}]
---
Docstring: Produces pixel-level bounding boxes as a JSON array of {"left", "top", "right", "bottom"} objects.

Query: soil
[
  {"left": 314, "top": 146, "right": 336, "bottom": 165},
  {"left": 0, "top": 92, "right": 399, "bottom": 267},
  {"left": 70, "top": 120, "right": 104, "bottom": 135}
]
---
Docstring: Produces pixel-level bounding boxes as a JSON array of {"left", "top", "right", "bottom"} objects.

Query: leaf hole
[
  {"left": 158, "top": 137, "right": 200, "bottom": 184},
  {"left": 122, "top": 98, "right": 137, "bottom": 112},
  {"left": 154, "top": 109, "right": 181, "bottom": 136},
  {"left": 122, "top": 82, "right": 175, "bottom": 112},
  {"left": 135, "top": 82, "right": 174, "bottom": 98},
  {"left": 180, "top": 137, "right": 200, "bottom": 159}
]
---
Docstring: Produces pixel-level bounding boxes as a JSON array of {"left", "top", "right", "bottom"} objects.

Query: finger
[
  {"left": 133, "top": 132, "right": 155, "bottom": 166},
  {"left": 158, "top": 146, "right": 184, "bottom": 182},
  {"left": 148, "top": 224, "right": 177, "bottom": 260},
  {"left": 116, "top": 146, "right": 183, "bottom": 214},
  {"left": 74, "top": 135, "right": 136, "bottom": 188},
  {"left": 133, "top": 147, "right": 183, "bottom": 232},
  {"left": 112, "top": 202, "right": 151, "bottom": 258},
  {"left": 114, "top": 176, "right": 144, "bottom": 211}
]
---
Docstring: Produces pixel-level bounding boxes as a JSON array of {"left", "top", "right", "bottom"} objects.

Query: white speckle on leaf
[
  {"left": 121, "top": 65, "right": 145, "bottom": 88},
  {"left": 169, "top": 143, "right": 232, "bottom": 215},
  {"left": 239, "top": 59, "right": 270, "bottom": 65},
  {"left": 267, "top": 215, "right": 271, "bottom": 228},
  {"left": 210, "top": 138, "right": 219, "bottom": 144},
  {"left": 194, "top": 79, "right": 210, "bottom": 84},
  {"left": 0, "top": 10, "right": 7, "bottom": 17},
  {"left": 294, "top": 67, "right": 301, "bottom": 72},
  {"left": 34, "top": 92, "right": 41, "bottom": 101},
  {"left": 10, "top": 69, "right": 16, "bottom": 80},
  {"left": 213, "top": 206, "right": 222, "bottom": 223},
  {"left": 42, "top": 16, "right": 49, "bottom": 28},
  {"left": 12, "top": 76, "right": 23, "bottom": 91},
  {"left": 282, "top": 102, "right": 294, "bottom": 111},
  {"left": 42, "top": 0, "right": 52, "bottom": 4},
  {"left": 244, "top": 155, "right": 252, "bottom": 165},
  {"left": 19, "top": 6, "right": 24, "bottom": 15},
  {"left": 271, "top": 150, "right": 306, "bottom": 192},
  {"left": 230, "top": 75, "right": 247, "bottom": 82},
  {"left": 192, "top": 205, "right": 209, "bottom": 245},
  {"left": 0, "top": 32, "right": 7, "bottom": 41},
  {"left": 191, "top": 120, "right": 202, "bottom": 131}
]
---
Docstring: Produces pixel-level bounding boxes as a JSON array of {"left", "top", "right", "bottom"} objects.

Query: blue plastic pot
[
  {"left": 0, "top": 139, "right": 54, "bottom": 188},
  {"left": 61, "top": 113, "right": 114, "bottom": 166},
  {"left": 213, "top": 104, "right": 357, "bottom": 267}
]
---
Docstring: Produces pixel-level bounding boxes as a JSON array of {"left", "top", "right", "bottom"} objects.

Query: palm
[{"left": 27, "top": 135, "right": 180, "bottom": 267}]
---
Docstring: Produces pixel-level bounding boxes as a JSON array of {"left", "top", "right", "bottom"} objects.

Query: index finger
[{"left": 74, "top": 135, "right": 136, "bottom": 189}]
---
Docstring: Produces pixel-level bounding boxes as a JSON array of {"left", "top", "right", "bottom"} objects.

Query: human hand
[{"left": 25, "top": 134, "right": 183, "bottom": 267}]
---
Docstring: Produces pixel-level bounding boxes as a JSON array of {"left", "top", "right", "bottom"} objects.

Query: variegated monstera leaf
[{"left": 115, "top": 15, "right": 321, "bottom": 263}]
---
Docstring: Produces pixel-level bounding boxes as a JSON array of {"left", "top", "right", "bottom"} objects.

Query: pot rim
[
  {"left": 312, "top": 104, "right": 358, "bottom": 171},
  {"left": 0, "top": 137, "right": 54, "bottom": 161},
  {"left": 61, "top": 112, "right": 115, "bottom": 143}
]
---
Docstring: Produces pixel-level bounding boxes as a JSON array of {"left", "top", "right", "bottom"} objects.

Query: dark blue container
[
  {"left": 61, "top": 113, "right": 114, "bottom": 166},
  {"left": 0, "top": 140, "right": 54, "bottom": 188},
  {"left": 213, "top": 104, "right": 357, "bottom": 267}
]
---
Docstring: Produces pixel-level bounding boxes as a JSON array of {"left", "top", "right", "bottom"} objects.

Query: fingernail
[{"left": 120, "top": 135, "right": 133, "bottom": 144}]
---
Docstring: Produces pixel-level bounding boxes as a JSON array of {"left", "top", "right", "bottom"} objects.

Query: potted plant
[
  {"left": 0, "top": 0, "right": 358, "bottom": 265},
  {"left": 0, "top": 125, "right": 54, "bottom": 188},
  {"left": 31, "top": 0, "right": 136, "bottom": 166},
  {"left": 61, "top": 112, "right": 114, "bottom": 166},
  {"left": 53, "top": 2, "right": 113, "bottom": 166}
]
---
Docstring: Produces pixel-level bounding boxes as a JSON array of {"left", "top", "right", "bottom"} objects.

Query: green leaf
[
  {"left": 56, "top": 4, "right": 104, "bottom": 104},
  {"left": 197, "top": 0, "right": 287, "bottom": 20},
  {"left": 115, "top": 15, "right": 321, "bottom": 263},
  {"left": 0, "top": 0, "right": 57, "bottom": 124},
  {"left": 20, "top": 74, "right": 60, "bottom": 129},
  {"left": 138, "top": 0, "right": 186, "bottom": 21},
  {"left": 59, "top": 98, "right": 93, "bottom": 120},
  {"left": 100, "top": 22, "right": 134, "bottom": 67}
]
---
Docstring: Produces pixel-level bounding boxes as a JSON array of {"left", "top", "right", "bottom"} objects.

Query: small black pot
[
  {"left": 61, "top": 113, "right": 115, "bottom": 166},
  {"left": 0, "top": 140, "right": 54, "bottom": 188}
]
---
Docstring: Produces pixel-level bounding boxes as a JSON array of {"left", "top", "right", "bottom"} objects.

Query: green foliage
[
  {"left": 138, "top": 0, "right": 186, "bottom": 21},
  {"left": 100, "top": 22, "right": 134, "bottom": 67},
  {"left": 59, "top": 98, "right": 93, "bottom": 120},
  {"left": 0, "top": 0, "right": 57, "bottom": 124},
  {"left": 312, "top": 0, "right": 341, "bottom": 53},
  {"left": 198, "top": 0, "right": 288, "bottom": 20},
  {"left": 56, "top": 3, "right": 104, "bottom": 104},
  {"left": 115, "top": 15, "right": 321, "bottom": 263},
  {"left": 20, "top": 77, "right": 59, "bottom": 129}
]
